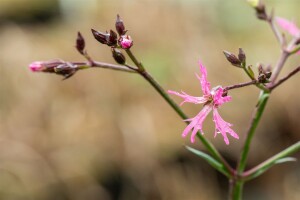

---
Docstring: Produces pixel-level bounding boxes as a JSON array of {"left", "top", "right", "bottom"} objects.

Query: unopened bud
[
  {"left": 29, "top": 61, "right": 45, "bottom": 72},
  {"left": 238, "top": 48, "right": 246, "bottom": 65},
  {"left": 29, "top": 60, "right": 77, "bottom": 79},
  {"left": 258, "top": 73, "right": 267, "bottom": 83},
  {"left": 91, "top": 29, "right": 109, "bottom": 45},
  {"left": 247, "top": 0, "right": 260, "bottom": 8},
  {"left": 107, "top": 30, "right": 118, "bottom": 46},
  {"left": 76, "top": 32, "right": 85, "bottom": 55},
  {"left": 258, "top": 64, "right": 264, "bottom": 75},
  {"left": 257, "top": 63, "right": 272, "bottom": 83},
  {"left": 55, "top": 63, "right": 77, "bottom": 79},
  {"left": 265, "top": 71, "right": 272, "bottom": 79},
  {"left": 255, "top": 2, "right": 267, "bottom": 20},
  {"left": 112, "top": 48, "right": 126, "bottom": 64},
  {"left": 223, "top": 51, "right": 242, "bottom": 67},
  {"left": 115, "top": 14, "right": 126, "bottom": 36},
  {"left": 119, "top": 35, "right": 133, "bottom": 49}
]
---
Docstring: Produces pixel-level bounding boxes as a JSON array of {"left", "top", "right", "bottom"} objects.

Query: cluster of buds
[
  {"left": 29, "top": 60, "right": 78, "bottom": 79},
  {"left": 223, "top": 48, "right": 246, "bottom": 68},
  {"left": 91, "top": 14, "right": 133, "bottom": 65},
  {"left": 257, "top": 64, "right": 272, "bottom": 83},
  {"left": 91, "top": 15, "right": 133, "bottom": 50}
]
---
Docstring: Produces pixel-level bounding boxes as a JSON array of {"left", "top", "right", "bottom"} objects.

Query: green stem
[
  {"left": 229, "top": 179, "right": 244, "bottom": 200},
  {"left": 230, "top": 90, "right": 270, "bottom": 199},
  {"left": 125, "top": 49, "right": 145, "bottom": 72},
  {"left": 243, "top": 141, "right": 300, "bottom": 181},
  {"left": 238, "top": 91, "right": 270, "bottom": 173},
  {"left": 242, "top": 67, "right": 269, "bottom": 92},
  {"left": 125, "top": 49, "right": 233, "bottom": 173}
]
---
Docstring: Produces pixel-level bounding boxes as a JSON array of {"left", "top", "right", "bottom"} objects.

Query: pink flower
[
  {"left": 29, "top": 61, "right": 44, "bottom": 72},
  {"left": 119, "top": 35, "right": 133, "bottom": 49},
  {"left": 276, "top": 17, "right": 300, "bottom": 37},
  {"left": 168, "top": 61, "right": 239, "bottom": 145}
]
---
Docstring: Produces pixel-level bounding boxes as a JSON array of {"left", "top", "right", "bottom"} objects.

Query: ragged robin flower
[
  {"left": 276, "top": 17, "right": 300, "bottom": 38},
  {"left": 168, "top": 61, "right": 239, "bottom": 145},
  {"left": 276, "top": 17, "right": 300, "bottom": 53}
]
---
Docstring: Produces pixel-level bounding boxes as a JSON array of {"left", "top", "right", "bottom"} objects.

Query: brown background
[{"left": 0, "top": 0, "right": 300, "bottom": 199}]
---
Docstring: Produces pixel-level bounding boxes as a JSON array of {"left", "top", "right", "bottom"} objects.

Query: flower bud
[
  {"left": 107, "top": 30, "right": 118, "bottom": 46},
  {"left": 258, "top": 64, "right": 264, "bottom": 75},
  {"left": 111, "top": 48, "right": 126, "bottom": 65},
  {"left": 29, "top": 61, "right": 45, "bottom": 72},
  {"left": 265, "top": 71, "right": 272, "bottom": 79},
  {"left": 119, "top": 35, "right": 133, "bottom": 49},
  {"left": 76, "top": 32, "right": 85, "bottom": 55},
  {"left": 91, "top": 29, "right": 109, "bottom": 45},
  {"left": 54, "top": 63, "right": 77, "bottom": 79},
  {"left": 29, "top": 60, "right": 77, "bottom": 79},
  {"left": 257, "top": 63, "right": 272, "bottom": 83},
  {"left": 115, "top": 14, "right": 126, "bottom": 36},
  {"left": 255, "top": 2, "right": 267, "bottom": 20},
  {"left": 238, "top": 48, "right": 246, "bottom": 65},
  {"left": 223, "top": 51, "right": 242, "bottom": 67}
]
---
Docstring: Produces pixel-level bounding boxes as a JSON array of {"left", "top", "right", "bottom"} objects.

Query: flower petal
[
  {"left": 213, "top": 87, "right": 232, "bottom": 107},
  {"left": 196, "top": 61, "right": 211, "bottom": 96},
  {"left": 213, "top": 108, "right": 239, "bottom": 145},
  {"left": 168, "top": 90, "right": 208, "bottom": 106},
  {"left": 182, "top": 105, "right": 212, "bottom": 143},
  {"left": 276, "top": 17, "right": 300, "bottom": 37}
]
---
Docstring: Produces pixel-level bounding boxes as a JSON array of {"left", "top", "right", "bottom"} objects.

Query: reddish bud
[
  {"left": 76, "top": 32, "right": 85, "bottom": 55},
  {"left": 255, "top": 2, "right": 267, "bottom": 20},
  {"left": 115, "top": 14, "right": 126, "bottom": 35},
  {"left": 107, "top": 30, "right": 118, "bottom": 46},
  {"left": 29, "top": 61, "right": 44, "bottom": 72},
  {"left": 223, "top": 51, "right": 242, "bottom": 67},
  {"left": 111, "top": 48, "right": 126, "bottom": 64},
  {"left": 29, "top": 60, "right": 77, "bottom": 79},
  {"left": 119, "top": 35, "right": 133, "bottom": 49},
  {"left": 91, "top": 29, "right": 109, "bottom": 45}
]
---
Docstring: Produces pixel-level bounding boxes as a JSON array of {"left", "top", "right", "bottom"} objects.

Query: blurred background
[{"left": 0, "top": 0, "right": 300, "bottom": 199}]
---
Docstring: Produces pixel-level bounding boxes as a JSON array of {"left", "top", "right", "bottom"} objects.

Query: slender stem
[
  {"left": 267, "top": 16, "right": 283, "bottom": 46},
  {"left": 269, "top": 66, "right": 300, "bottom": 90},
  {"left": 270, "top": 50, "right": 290, "bottom": 83},
  {"left": 224, "top": 80, "right": 257, "bottom": 92},
  {"left": 125, "top": 49, "right": 233, "bottom": 173},
  {"left": 243, "top": 141, "right": 300, "bottom": 181},
  {"left": 125, "top": 49, "right": 145, "bottom": 72},
  {"left": 229, "top": 179, "right": 244, "bottom": 200},
  {"left": 243, "top": 141, "right": 300, "bottom": 180},
  {"left": 270, "top": 37, "right": 299, "bottom": 83},
  {"left": 237, "top": 91, "right": 270, "bottom": 173},
  {"left": 74, "top": 61, "right": 136, "bottom": 73},
  {"left": 229, "top": 91, "right": 270, "bottom": 199},
  {"left": 242, "top": 67, "right": 269, "bottom": 92}
]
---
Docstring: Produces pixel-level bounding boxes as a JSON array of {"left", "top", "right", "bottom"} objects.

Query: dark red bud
[
  {"left": 107, "top": 30, "right": 118, "bottom": 46},
  {"left": 111, "top": 48, "right": 126, "bottom": 64},
  {"left": 115, "top": 14, "right": 126, "bottom": 35},
  {"left": 54, "top": 63, "right": 77, "bottom": 80},
  {"left": 76, "top": 32, "right": 85, "bottom": 55},
  {"left": 223, "top": 51, "right": 242, "bottom": 67},
  {"left": 91, "top": 29, "right": 109, "bottom": 45},
  {"left": 255, "top": 3, "right": 267, "bottom": 20}
]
